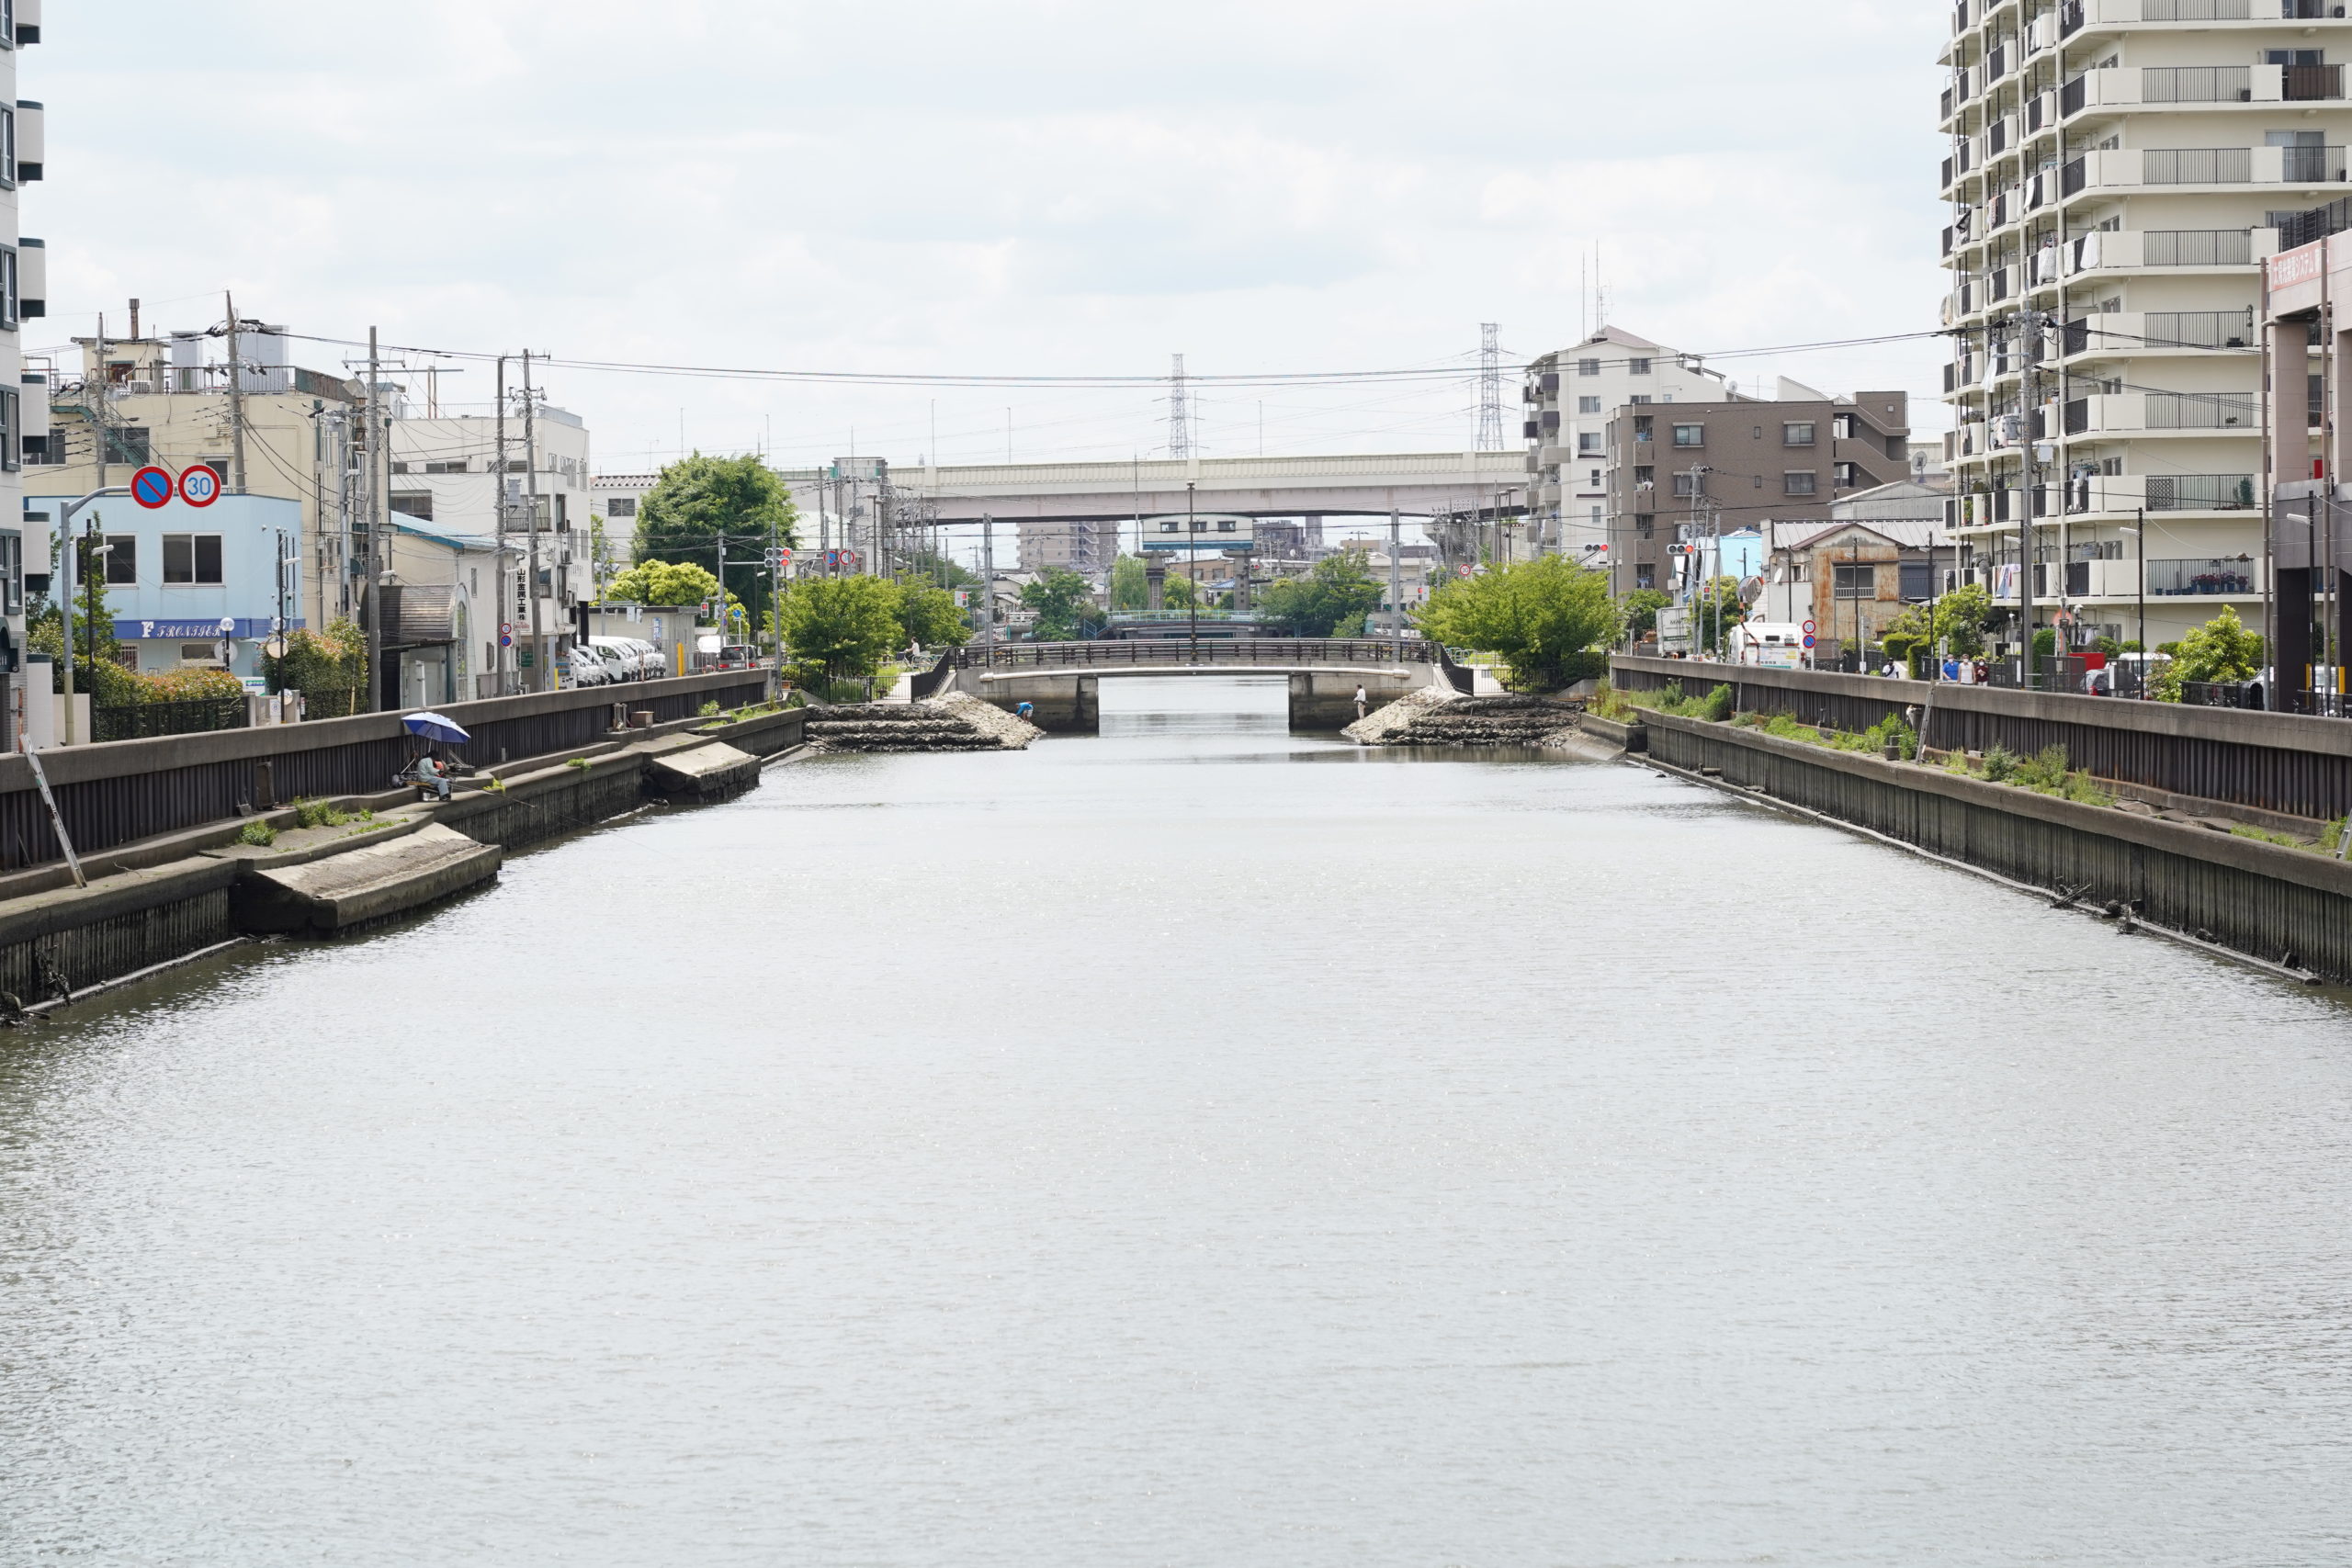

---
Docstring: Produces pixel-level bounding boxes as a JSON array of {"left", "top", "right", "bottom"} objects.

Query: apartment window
[
  {"left": 0, "top": 532, "right": 18, "bottom": 618},
  {"left": 607, "top": 497, "right": 637, "bottom": 518},
  {"left": 1634, "top": 563, "right": 1656, "bottom": 589},
  {"left": 0, "top": 245, "right": 15, "bottom": 331},
  {"left": 1577, "top": 432, "right": 1600, "bottom": 454},
  {"left": 1159, "top": 520, "right": 1180, "bottom": 533},
  {"left": 504, "top": 458, "right": 527, "bottom": 473},
  {"left": 0, "top": 386, "right": 13, "bottom": 473},
  {"left": 0, "top": 104, "right": 14, "bottom": 188},
  {"left": 1216, "top": 519, "right": 1237, "bottom": 532},
  {"left": 390, "top": 492, "right": 434, "bottom": 520},
  {"left": 1577, "top": 358, "right": 1600, "bottom": 377},
  {"left": 102, "top": 426, "right": 152, "bottom": 467},
  {"left": 1835, "top": 564, "right": 1875, "bottom": 595},
  {"left": 424, "top": 459, "right": 469, "bottom": 474},
  {"left": 1577, "top": 396, "right": 1601, "bottom": 414},
  {"left": 1784, "top": 471, "right": 1818, "bottom": 496},
  {"left": 1628, "top": 357, "right": 1652, "bottom": 376},
  {"left": 178, "top": 644, "right": 216, "bottom": 662},
  {"left": 1587, "top": 468, "right": 1601, "bottom": 489},
  {"left": 201, "top": 459, "right": 228, "bottom": 486},
  {"left": 1634, "top": 466, "right": 1655, "bottom": 488},
  {"left": 1833, "top": 412, "right": 1857, "bottom": 440},
  {"left": 1633, "top": 416, "right": 1654, "bottom": 443},
  {"left": 162, "top": 534, "right": 224, "bottom": 584},
  {"left": 103, "top": 535, "right": 136, "bottom": 584},
  {"left": 1629, "top": 393, "right": 1653, "bottom": 405},
  {"left": 1635, "top": 516, "right": 1655, "bottom": 538},
  {"left": 1672, "top": 472, "right": 1702, "bottom": 498},
  {"left": 1783, "top": 422, "right": 1815, "bottom": 446},
  {"left": 389, "top": 461, "right": 411, "bottom": 474},
  {"left": 1671, "top": 423, "right": 1703, "bottom": 447},
  {"left": 1834, "top": 461, "right": 1860, "bottom": 487}
]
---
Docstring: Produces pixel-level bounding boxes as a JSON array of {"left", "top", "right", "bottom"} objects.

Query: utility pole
[
  {"left": 524, "top": 350, "right": 545, "bottom": 692},
  {"left": 1388, "top": 508, "right": 1404, "bottom": 655},
  {"left": 364, "top": 328, "right": 382, "bottom": 712},
  {"left": 980, "top": 512, "right": 996, "bottom": 660},
  {"left": 2019, "top": 309, "right": 2040, "bottom": 689},
  {"left": 493, "top": 355, "right": 508, "bottom": 694},
  {"left": 1186, "top": 479, "right": 1199, "bottom": 662},
  {"left": 93, "top": 312, "right": 107, "bottom": 493},
  {"left": 224, "top": 290, "right": 248, "bottom": 493}
]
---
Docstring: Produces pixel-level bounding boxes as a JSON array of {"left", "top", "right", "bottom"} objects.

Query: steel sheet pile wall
[
  {"left": 1645, "top": 712, "right": 2352, "bottom": 982},
  {"left": 0, "top": 673, "right": 768, "bottom": 871},
  {"left": 1614, "top": 656, "right": 2352, "bottom": 823}
]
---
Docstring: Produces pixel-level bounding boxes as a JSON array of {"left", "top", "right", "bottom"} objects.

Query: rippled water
[{"left": 4, "top": 676, "right": 2350, "bottom": 1566}]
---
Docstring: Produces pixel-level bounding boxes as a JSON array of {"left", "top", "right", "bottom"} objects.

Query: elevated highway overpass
[{"left": 777, "top": 451, "right": 1533, "bottom": 525}]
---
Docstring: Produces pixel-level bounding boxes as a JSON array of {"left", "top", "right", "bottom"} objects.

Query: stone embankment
[
  {"left": 1346, "top": 687, "right": 1584, "bottom": 748},
  {"left": 805, "top": 692, "right": 1044, "bottom": 753}
]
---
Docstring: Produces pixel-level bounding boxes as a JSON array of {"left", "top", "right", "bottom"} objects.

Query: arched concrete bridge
[{"left": 917, "top": 639, "right": 1470, "bottom": 732}]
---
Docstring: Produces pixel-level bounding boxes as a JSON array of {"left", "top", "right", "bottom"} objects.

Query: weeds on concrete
[
  {"left": 565, "top": 758, "right": 592, "bottom": 771},
  {"left": 292, "top": 797, "right": 352, "bottom": 829},
  {"left": 238, "top": 820, "right": 277, "bottom": 848}
]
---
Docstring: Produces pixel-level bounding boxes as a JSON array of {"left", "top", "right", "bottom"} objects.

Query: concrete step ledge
[{"left": 233, "top": 823, "right": 503, "bottom": 934}]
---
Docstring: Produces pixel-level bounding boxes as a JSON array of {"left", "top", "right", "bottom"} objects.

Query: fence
[
  {"left": 0, "top": 670, "right": 770, "bottom": 873},
  {"left": 944, "top": 638, "right": 1437, "bottom": 670},
  {"left": 92, "top": 697, "right": 249, "bottom": 744},
  {"left": 1611, "top": 655, "right": 2352, "bottom": 822}
]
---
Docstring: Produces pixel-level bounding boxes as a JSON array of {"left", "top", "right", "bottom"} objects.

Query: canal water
[{"left": 4, "top": 676, "right": 2349, "bottom": 1566}]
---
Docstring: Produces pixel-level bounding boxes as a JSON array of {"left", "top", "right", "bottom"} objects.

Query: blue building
[{"left": 26, "top": 489, "right": 302, "bottom": 680}]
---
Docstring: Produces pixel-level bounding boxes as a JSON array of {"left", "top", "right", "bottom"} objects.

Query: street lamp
[
  {"left": 1186, "top": 479, "right": 1198, "bottom": 662},
  {"left": 51, "top": 487, "right": 131, "bottom": 747}
]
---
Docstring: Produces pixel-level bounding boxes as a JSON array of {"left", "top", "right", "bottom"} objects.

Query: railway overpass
[{"left": 775, "top": 451, "right": 1534, "bottom": 525}]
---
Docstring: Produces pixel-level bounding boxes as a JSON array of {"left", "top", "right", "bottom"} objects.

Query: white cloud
[{"left": 23, "top": 0, "right": 1954, "bottom": 468}]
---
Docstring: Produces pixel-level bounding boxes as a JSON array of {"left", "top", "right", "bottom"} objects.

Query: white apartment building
[
  {"left": 2, "top": 1, "right": 43, "bottom": 749},
  {"left": 1521, "top": 326, "right": 1734, "bottom": 563},
  {"left": 1939, "top": 0, "right": 2352, "bottom": 650},
  {"left": 390, "top": 396, "right": 594, "bottom": 697}
]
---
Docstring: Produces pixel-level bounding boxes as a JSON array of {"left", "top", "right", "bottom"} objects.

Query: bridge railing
[{"left": 949, "top": 638, "right": 1438, "bottom": 671}]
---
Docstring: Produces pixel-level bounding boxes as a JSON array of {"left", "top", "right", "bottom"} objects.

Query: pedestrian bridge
[{"left": 915, "top": 638, "right": 1470, "bottom": 732}]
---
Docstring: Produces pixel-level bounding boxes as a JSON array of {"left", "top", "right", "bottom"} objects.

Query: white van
[
  {"left": 1726, "top": 621, "right": 1808, "bottom": 668},
  {"left": 590, "top": 636, "right": 662, "bottom": 682}
]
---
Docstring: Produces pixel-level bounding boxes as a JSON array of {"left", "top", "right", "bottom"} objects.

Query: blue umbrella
[{"left": 402, "top": 711, "right": 470, "bottom": 745}]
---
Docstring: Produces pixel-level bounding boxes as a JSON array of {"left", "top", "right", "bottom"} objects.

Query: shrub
[
  {"left": 1981, "top": 745, "right": 2019, "bottom": 782},
  {"left": 141, "top": 667, "right": 248, "bottom": 704},
  {"left": 2011, "top": 744, "right": 2074, "bottom": 792},
  {"left": 698, "top": 699, "right": 721, "bottom": 716},
  {"left": 238, "top": 819, "right": 277, "bottom": 848},
  {"left": 1698, "top": 683, "right": 1734, "bottom": 722},
  {"left": 293, "top": 797, "right": 351, "bottom": 829}
]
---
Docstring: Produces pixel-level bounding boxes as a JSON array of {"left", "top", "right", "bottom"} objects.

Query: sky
[{"left": 26, "top": 1, "right": 1952, "bottom": 475}]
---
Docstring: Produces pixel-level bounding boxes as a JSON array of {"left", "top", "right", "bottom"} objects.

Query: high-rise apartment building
[
  {"left": 1521, "top": 327, "right": 1732, "bottom": 565},
  {"left": 1939, "top": 0, "right": 2352, "bottom": 649},
  {"left": 2, "top": 1, "right": 42, "bottom": 749}
]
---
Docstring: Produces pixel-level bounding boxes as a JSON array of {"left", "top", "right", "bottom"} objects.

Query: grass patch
[
  {"left": 292, "top": 797, "right": 352, "bottom": 829},
  {"left": 566, "top": 757, "right": 593, "bottom": 770},
  {"left": 238, "top": 819, "right": 277, "bottom": 848}
]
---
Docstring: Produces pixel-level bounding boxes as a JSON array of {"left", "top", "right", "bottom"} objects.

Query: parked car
[
  {"left": 624, "top": 637, "right": 666, "bottom": 679},
  {"left": 590, "top": 636, "right": 662, "bottom": 682},
  {"left": 561, "top": 641, "right": 609, "bottom": 688},
  {"left": 583, "top": 640, "right": 634, "bottom": 683}
]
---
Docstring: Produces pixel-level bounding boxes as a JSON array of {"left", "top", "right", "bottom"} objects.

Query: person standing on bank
[{"left": 1354, "top": 685, "right": 1370, "bottom": 721}]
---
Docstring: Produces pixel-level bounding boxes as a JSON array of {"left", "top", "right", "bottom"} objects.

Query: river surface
[{"left": 4, "top": 676, "right": 2350, "bottom": 1566}]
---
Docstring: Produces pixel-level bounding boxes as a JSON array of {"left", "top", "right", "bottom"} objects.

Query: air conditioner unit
[{"left": 119, "top": 379, "right": 154, "bottom": 396}]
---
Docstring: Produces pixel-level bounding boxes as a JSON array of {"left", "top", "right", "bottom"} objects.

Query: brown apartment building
[{"left": 1604, "top": 391, "right": 1912, "bottom": 595}]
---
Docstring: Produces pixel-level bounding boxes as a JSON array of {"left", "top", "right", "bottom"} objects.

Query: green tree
[
  {"left": 1879, "top": 602, "right": 1935, "bottom": 674},
  {"left": 1617, "top": 588, "right": 1669, "bottom": 640},
  {"left": 26, "top": 566, "right": 143, "bottom": 706},
  {"left": 1109, "top": 553, "right": 1150, "bottom": 612},
  {"left": 1020, "top": 567, "right": 1096, "bottom": 640},
  {"left": 895, "top": 580, "right": 968, "bottom": 650},
  {"left": 1930, "top": 581, "right": 1994, "bottom": 658},
  {"left": 606, "top": 558, "right": 724, "bottom": 607},
  {"left": 1415, "top": 556, "right": 1620, "bottom": 691},
  {"left": 775, "top": 575, "right": 904, "bottom": 685},
  {"left": 265, "top": 617, "right": 368, "bottom": 716},
  {"left": 2153, "top": 604, "right": 2263, "bottom": 701},
  {"left": 1257, "top": 551, "right": 1385, "bottom": 637},
  {"left": 1160, "top": 571, "right": 1197, "bottom": 612},
  {"left": 633, "top": 453, "right": 799, "bottom": 625}
]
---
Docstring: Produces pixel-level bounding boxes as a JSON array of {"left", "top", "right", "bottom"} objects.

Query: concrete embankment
[
  {"left": 805, "top": 692, "right": 1044, "bottom": 752},
  {"left": 1347, "top": 688, "right": 1585, "bottom": 748},
  {"left": 0, "top": 701, "right": 812, "bottom": 1011},
  {"left": 1640, "top": 708, "right": 2352, "bottom": 984}
]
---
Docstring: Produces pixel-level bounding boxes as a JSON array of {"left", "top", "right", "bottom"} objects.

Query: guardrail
[
  {"left": 945, "top": 638, "right": 1438, "bottom": 670},
  {"left": 0, "top": 670, "right": 770, "bottom": 872},
  {"left": 1611, "top": 654, "right": 2352, "bottom": 821}
]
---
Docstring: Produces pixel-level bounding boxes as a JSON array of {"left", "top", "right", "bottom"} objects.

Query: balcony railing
[
  {"left": 2145, "top": 147, "right": 2254, "bottom": 183},
  {"left": 2144, "top": 558, "right": 2259, "bottom": 595},
  {"left": 2146, "top": 390, "right": 2258, "bottom": 427},
  {"left": 2282, "top": 144, "right": 2350, "bottom": 181},
  {"left": 2144, "top": 65, "right": 2250, "bottom": 102},
  {"left": 2145, "top": 0, "right": 2255, "bottom": 19},
  {"left": 2144, "top": 309, "right": 2255, "bottom": 348},
  {"left": 2144, "top": 228, "right": 2255, "bottom": 265},
  {"left": 2147, "top": 474, "right": 2257, "bottom": 512},
  {"left": 2285, "top": 64, "right": 2345, "bottom": 102}
]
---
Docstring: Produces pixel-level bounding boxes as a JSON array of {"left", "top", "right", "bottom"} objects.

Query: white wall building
[
  {"left": 3, "top": 3, "right": 45, "bottom": 749},
  {"left": 1939, "top": 0, "right": 2352, "bottom": 649},
  {"left": 1521, "top": 325, "right": 1736, "bottom": 562},
  {"left": 390, "top": 398, "right": 594, "bottom": 695}
]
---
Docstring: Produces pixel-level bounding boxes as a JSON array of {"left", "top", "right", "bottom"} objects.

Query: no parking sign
[{"left": 131, "top": 467, "right": 174, "bottom": 508}]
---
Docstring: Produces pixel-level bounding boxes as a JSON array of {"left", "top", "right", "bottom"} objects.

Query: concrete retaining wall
[{"left": 1644, "top": 711, "right": 2352, "bottom": 981}]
